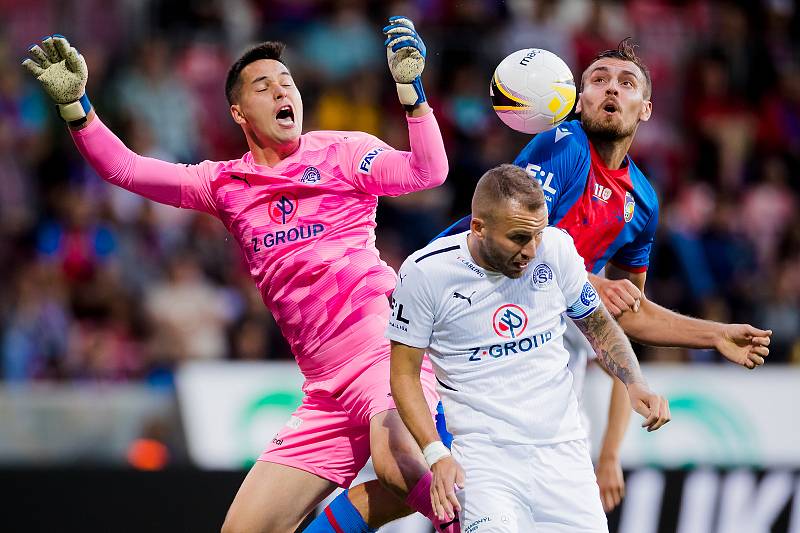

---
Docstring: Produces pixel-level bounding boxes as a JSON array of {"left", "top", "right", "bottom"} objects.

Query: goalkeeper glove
[
  {"left": 22, "top": 34, "right": 91, "bottom": 126},
  {"left": 383, "top": 16, "right": 426, "bottom": 108}
]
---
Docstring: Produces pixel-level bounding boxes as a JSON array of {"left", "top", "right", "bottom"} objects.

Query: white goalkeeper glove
[
  {"left": 22, "top": 34, "right": 91, "bottom": 126},
  {"left": 383, "top": 16, "right": 426, "bottom": 108}
]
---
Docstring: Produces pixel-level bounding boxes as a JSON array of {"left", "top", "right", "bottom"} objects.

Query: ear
[
  {"left": 639, "top": 99, "right": 652, "bottom": 122},
  {"left": 230, "top": 104, "right": 246, "bottom": 125},
  {"left": 574, "top": 93, "right": 583, "bottom": 114},
  {"left": 470, "top": 216, "right": 485, "bottom": 239}
]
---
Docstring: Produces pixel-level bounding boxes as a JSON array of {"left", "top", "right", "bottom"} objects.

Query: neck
[
  {"left": 588, "top": 134, "right": 633, "bottom": 170},
  {"left": 246, "top": 133, "right": 301, "bottom": 167},
  {"left": 466, "top": 232, "right": 492, "bottom": 272}
]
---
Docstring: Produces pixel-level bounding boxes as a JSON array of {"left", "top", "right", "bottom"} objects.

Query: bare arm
[
  {"left": 573, "top": 303, "right": 670, "bottom": 431},
  {"left": 602, "top": 265, "right": 770, "bottom": 368},
  {"left": 593, "top": 365, "right": 630, "bottom": 511},
  {"left": 390, "top": 341, "right": 464, "bottom": 521},
  {"left": 389, "top": 341, "right": 440, "bottom": 449}
]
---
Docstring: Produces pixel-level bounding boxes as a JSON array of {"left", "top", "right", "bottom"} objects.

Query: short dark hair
[
  {"left": 225, "top": 41, "right": 287, "bottom": 105},
  {"left": 472, "top": 164, "right": 545, "bottom": 222},
  {"left": 582, "top": 38, "right": 652, "bottom": 99}
]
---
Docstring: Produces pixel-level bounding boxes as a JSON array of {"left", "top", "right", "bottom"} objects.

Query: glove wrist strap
[
  {"left": 397, "top": 77, "right": 426, "bottom": 107},
  {"left": 58, "top": 93, "right": 91, "bottom": 125}
]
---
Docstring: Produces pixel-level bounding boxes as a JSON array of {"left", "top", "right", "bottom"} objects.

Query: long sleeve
[
  {"left": 70, "top": 117, "right": 218, "bottom": 216},
  {"left": 348, "top": 110, "right": 449, "bottom": 196}
]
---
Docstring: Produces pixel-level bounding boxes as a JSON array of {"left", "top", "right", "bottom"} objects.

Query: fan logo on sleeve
[
  {"left": 492, "top": 304, "right": 528, "bottom": 339},
  {"left": 358, "top": 147, "right": 386, "bottom": 174},
  {"left": 532, "top": 263, "right": 553, "bottom": 289}
]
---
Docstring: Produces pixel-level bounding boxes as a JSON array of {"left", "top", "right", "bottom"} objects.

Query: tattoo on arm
[{"left": 575, "top": 304, "right": 644, "bottom": 386}]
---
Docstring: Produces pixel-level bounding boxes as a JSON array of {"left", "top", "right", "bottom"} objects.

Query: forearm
[
  {"left": 372, "top": 110, "right": 448, "bottom": 195},
  {"left": 617, "top": 297, "right": 724, "bottom": 348},
  {"left": 575, "top": 305, "right": 646, "bottom": 386},
  {"left": 390, "top": 368, "right": 440, "bottom": 449},
  {"left": 69, "top": 113, "right": 183, "bottom": 207},
  {"left": 598, "top": 376, "right": 631, "bottom": 461}
]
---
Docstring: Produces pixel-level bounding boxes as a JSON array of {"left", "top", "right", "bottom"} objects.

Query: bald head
[{"left": 472, "top": 164, "right": 545, "bottom": 223}]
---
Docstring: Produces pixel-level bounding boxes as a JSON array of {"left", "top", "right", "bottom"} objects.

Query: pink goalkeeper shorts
[{"left": 258, "top": 350, "right": 439, "bottom": 487}]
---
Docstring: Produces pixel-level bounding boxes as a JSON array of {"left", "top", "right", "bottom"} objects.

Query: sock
[
  {"left": 405, "top": 471, "right": 460, "bottom": 533},
  {"left": 302, "top": 490, "right": 376, "bottom": 533}
]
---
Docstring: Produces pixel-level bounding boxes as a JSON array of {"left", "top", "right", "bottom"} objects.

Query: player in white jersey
[{"left": 387, "top": 165, "right": 670, "bottom": 532}]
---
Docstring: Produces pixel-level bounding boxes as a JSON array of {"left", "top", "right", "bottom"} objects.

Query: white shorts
[{"left": 453, "top": 435, "right": 608, "bottom": 533}]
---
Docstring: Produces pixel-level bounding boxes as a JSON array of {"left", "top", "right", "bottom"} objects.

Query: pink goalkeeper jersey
[{"left": 71, "top": 112, "right": 448, "bottom": 386}]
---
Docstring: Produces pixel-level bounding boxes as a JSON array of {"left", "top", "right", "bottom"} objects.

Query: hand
[
  {"left": 430, "top": 455, "right": 465, "bottom": 522},
  {"left": 626, "top": 382, "right": 670, "bottom": 432},
  {"left": 23, "top": 35, "right": 87, "bottom": 104},
  {"left": 714, "top": 324, "right": 771, "bottom": 369},
  {"left": 595, "top": 455, "right": 625, "bottom": 512},
  {"left": 593, "top": 276, "right": 641, "bottom": 317},
  {"left": 383, "top": 16, "right": 427, "bottom": 106}
]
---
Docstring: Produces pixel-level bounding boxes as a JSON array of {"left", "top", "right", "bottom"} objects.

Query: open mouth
[
  {"left": 602, "top": 101, "right": 619, "bottom": 114},
  {"left": 276, "top": 105, "right": 295, "bottom": 126}
]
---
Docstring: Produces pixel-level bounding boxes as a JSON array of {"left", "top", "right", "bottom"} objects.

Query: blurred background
[{"left": 0, "top": 0, "right": 798, "bottom": 532}]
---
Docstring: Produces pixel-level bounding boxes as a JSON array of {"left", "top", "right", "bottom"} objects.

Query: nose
[
  {"left": 520, "top": 240, "right": 536, "bottom": 261},
  {"left": 274, "top": 83, "right": 288, "bottom": 99},
  {"left": 605, "top": 81, "right": 618, "bottom": 96}
]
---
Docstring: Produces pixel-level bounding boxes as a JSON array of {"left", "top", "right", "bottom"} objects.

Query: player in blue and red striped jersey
[{"left": 433, "top": 39, "right": 772, "bottom": 514}]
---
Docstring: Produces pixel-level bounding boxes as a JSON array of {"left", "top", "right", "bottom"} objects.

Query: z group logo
[
  {"left": 492, "top": 304, "right": 528, "bottom": 339},
  {"left": 269, "top": 192, "right": 298, "bottom": 224}
]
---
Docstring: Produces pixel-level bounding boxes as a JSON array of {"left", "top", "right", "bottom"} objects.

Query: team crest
[
  {"left": 532, "top": 263, "right": 553, "bottom": 289},
  {"left": 300, "top": 166, "right": 321, "bottom": 184},
  {"left": 624, "top": 192, "right": 635, "bottom": 223},
  {"left": 492, "top": 304, "right": 528, "bottom": 339}
]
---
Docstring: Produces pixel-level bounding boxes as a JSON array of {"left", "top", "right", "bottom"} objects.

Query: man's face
[
  {"left": 472, "top": 202, "right": 548, "bottom": 279},
  {"left": 231, "top": 59, "right": 303, "bottom": 145},
  {"left": 576, "top": 58, "right": 652, "bottom": 141}
]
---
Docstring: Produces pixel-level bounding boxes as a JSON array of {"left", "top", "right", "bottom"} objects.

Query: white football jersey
[{"left": 386, "top": 228, "right": 600, "bottom": 445}]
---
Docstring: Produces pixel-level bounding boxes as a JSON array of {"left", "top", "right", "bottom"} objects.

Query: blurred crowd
[{"left": 1, "top": 0, "right": 799, "bottom": 385}]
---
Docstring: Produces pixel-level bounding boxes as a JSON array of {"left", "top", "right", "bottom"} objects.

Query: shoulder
[
  {"left": 516, "top": 120, "right": 589, "bottom": 163},
  {"left": 401, "top": 233, "right": 465, "bottom": 278},
  {"left": 627, "top": 159, "right": 659, "bottom": 206},
  {"left": 304, "top": 130, "right": 379, "bottom": 147}
]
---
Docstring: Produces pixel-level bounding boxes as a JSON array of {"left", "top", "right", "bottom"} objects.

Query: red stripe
[
  {"left": 609, "top": 260, "right": 648, "bottom": 273},
  {"left": 324, "top": 507, "right": 345, "bottom": 533}
]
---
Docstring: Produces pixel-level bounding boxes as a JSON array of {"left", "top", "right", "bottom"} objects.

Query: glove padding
[
  {"left": 383, "top": 16, "right": 426, "bottom": 106},
  {"left": 22, "top": 35, "right": 90, "bottom": 122}
]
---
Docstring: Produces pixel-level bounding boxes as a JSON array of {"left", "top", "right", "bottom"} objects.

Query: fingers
[
  {"left": 21, "top": 58, "right": 46, "bottom": 78},
  {"left": 747, "top": 353, "right": 765, "bottom": 368},
  {"left": 26, "top": 44, "right": 52, "bottom": 69},
  {"left": 642, "top": 395, "right": 671, "bottom": 432},
  {"left": 601, "top": 486, "right": 622, "bottom": 512},
  {"left": 52, "top": 36, "right": 77, "bottom": 70},
  {"left": 431, "top": 461, "right": 463, "bottom": 521},
  {"left": 40, "top": 36, "right": 61, "bottom": 64},
  {"left": 750, "top": 335, "right": 771, "bottom": 347},
  {"left": 386, "top": 16, "right": 415, "bottom": 29},
  {"left": 746, "top": 326, "right": 773, "bottom": 338},
  {"left": 605, "top": 293, "right": 628, "bottom": 316}
]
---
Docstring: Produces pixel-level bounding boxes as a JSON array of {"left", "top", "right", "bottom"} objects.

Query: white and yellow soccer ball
[{"left": 490, "top": 48, "right": 576, "bottom": 134}]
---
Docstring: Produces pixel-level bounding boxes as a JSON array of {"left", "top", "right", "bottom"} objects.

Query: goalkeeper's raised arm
[{"left": 22, "top": 35, "right": 215, "bottom": 211}]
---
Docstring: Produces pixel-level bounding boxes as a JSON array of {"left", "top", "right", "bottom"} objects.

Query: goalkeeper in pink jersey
[{"left": 24, "top": 19, "right": 459, "bottom": 533}]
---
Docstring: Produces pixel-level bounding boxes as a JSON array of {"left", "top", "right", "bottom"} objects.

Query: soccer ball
[{"left": 490, "top": 48, "right": 576, "bottom": 134}]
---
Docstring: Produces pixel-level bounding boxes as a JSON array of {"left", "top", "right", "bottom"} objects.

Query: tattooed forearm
[{"left": 574, "top": 304, "right": 645, "bottom": 386}]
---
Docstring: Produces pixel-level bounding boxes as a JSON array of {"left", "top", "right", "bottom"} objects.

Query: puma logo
[
  {"left": 453, "top": 291, "right": 476, "bottom": 306},
  {"left": 231, "top": 174, "right": 251, "bottom": 187}
]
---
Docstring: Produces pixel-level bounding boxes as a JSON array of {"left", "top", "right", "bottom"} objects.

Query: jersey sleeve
[
  {"left": 342, "top": 111, "right": 448, "bottom": 196},
  {"left": 610, "top": 200, "right": 659, "bottom": 273},
  {"left": 385, "top": 259, "right": 436, "bottom": 349},
  {"left": 550, "top": 228, "right": 600, "bottom": 319},
  {"left": 513, "top": 121, "right": 586, "bottom": 218},
  {"left": 70, "top": 116, "right": 219, "bottom": 217}
]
